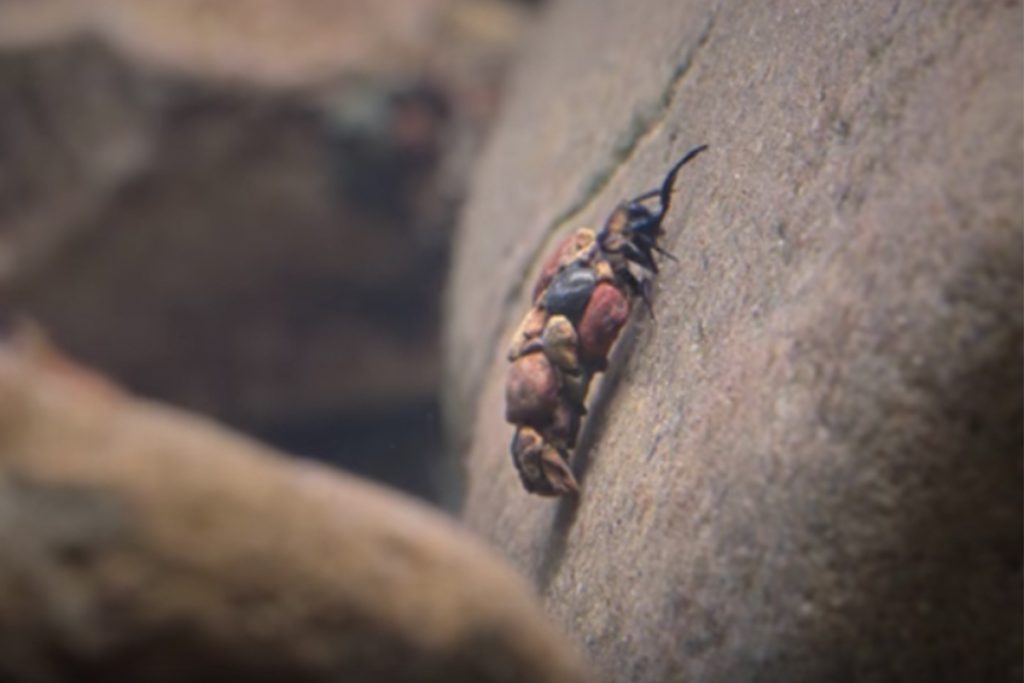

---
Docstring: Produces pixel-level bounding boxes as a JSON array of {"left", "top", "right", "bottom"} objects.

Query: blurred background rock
[{"left": 0, "top": 0, "right": 539, "bottom": 505}]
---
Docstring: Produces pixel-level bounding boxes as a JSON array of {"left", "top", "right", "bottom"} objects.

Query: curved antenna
[
  {"left": 629, "top": 188, "right": 661, "bottom": 203},
  {"left": 626, "top": 144, "right": 709, "bottom": 214}
]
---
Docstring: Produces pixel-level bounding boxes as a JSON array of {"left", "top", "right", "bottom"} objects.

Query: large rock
[
  {"left": 445, "top": 1, "right": 1022, "bottom": 680},
  {"left": 0, "top": 338, "right": 588, "bottom": 682},
  {"left": 0, "top": 0, "right": 531, "bottom": 499}
]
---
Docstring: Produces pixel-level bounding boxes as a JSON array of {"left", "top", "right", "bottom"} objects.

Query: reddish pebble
[
  {"left": 532, "top": 233, "right": 578, "bottom": 302},
  {"left": 505, "top": 352, "right": 559, "bottom": 426},
  {"left": 578, "top": 282, "right": 630, "bottom": 364}
]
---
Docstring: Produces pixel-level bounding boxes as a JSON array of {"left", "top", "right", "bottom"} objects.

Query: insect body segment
[{"left": 504, "top": 144, "right": 707, "bottom": 496}]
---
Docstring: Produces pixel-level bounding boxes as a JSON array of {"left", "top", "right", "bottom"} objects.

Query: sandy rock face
[
  {"left": 0, "top": 342, "right": 588, "bottom": 682},
  {"left": 446, "top": 1, "right": 1022, "bottom": 681}
]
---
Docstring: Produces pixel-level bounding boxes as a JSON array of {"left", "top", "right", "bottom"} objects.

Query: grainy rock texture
[
  {"left": 445, "top": 1, "right": 1022, "bottom": 681},
  {"left": 0, "top": 340, "right": 588, "bottom": 683}
]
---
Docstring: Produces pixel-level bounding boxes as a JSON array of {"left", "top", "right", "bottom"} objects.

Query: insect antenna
[
  {"left": 655, "top": 144, "right": 708, "bottom": 220},
  {"left": 626, "top": 144, "right": 709, "bottom": 217}
]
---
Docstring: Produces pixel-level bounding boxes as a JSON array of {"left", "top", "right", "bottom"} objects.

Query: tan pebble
[
  {"left": 541, "top": 315, "right": 580, "bottom": 371},
  {"left": 558, "top": 228, "right": 596, "bottom": 270},
  {"left": 507, "top": 306, "right": 547, "bottom": 360},
  {"left": 593, "top": 259, "right": 614, "bottom": 283}
]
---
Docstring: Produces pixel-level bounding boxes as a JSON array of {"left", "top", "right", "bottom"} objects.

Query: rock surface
[
  {"left": 0, "top": 339, "right": 588, "bottom": 682},
  {"left": 445, "top": 1, "right": 1022, "bottom": 680}
]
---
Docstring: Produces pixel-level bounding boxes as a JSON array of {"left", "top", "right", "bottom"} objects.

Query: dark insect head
[{"left": 597, "top": 144, "right": 708, "bottom": 274}]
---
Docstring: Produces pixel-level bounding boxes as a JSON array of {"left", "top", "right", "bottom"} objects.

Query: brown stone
[
  {"left": 0, "top": 0, "right": 536, "bottom": 500},
  {"left": 507, "top": 305, "right": 547, "bottom": 361},
  {"left": 504, "top": 352, "right": 558, "bottom": 427},
  {"left": 510, "top": 425, "right": 546, "bottom": 484},
  {"left": 0, "top": 343, "right": 590, "bottom": 682},
  {"left": 577, "top": 282, "right": 630, "bottom": 365},
  {"left": 510, "top": 426, "right": 578, "bottom": 497}
]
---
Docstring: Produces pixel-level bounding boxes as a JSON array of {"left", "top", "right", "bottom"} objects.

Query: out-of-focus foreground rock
[
  {"left": 446, "top": 1, "right": 1022, "bottom": 681},
  {"left": 0, "top": 338, "right": 588, "bottom": 682},
  {"left": 0, "top": 0, "right": 533, "bottom": 499}
]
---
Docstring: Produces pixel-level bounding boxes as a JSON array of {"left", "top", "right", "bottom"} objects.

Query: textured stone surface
[
  {"left": 0, "top": 339, "right": 588, "bottom": 682},
  {"left": 445, "top": 1, "right": 1022, "bottom": 680}
]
